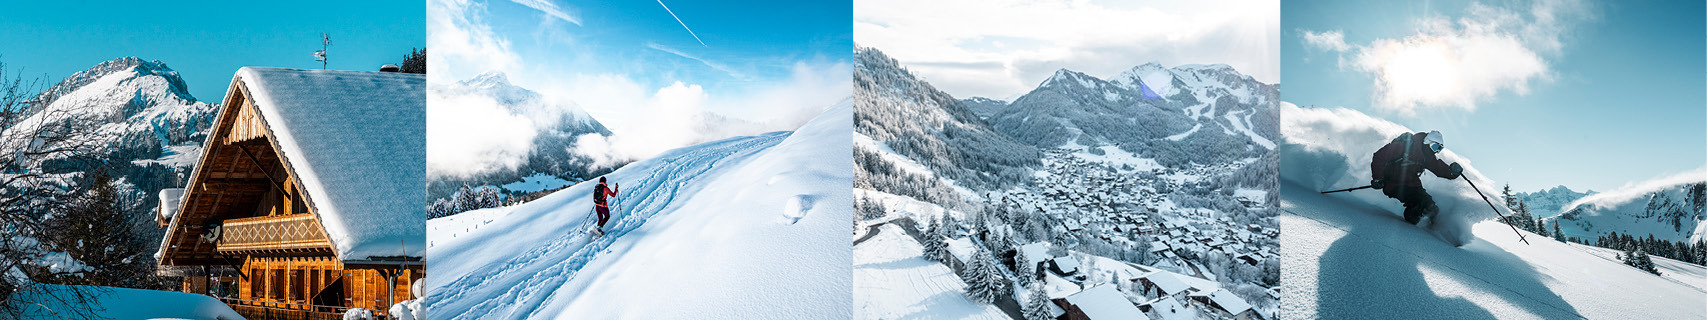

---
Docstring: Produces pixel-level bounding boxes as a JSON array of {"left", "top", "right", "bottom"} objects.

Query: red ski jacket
[{"left": 594, "top": 182, "right": 618, "bottom": 208}]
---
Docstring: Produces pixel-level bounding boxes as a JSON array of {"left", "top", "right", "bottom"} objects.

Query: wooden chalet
[{"left": 156, "top": 67, "right": 426, "bottom": 319}]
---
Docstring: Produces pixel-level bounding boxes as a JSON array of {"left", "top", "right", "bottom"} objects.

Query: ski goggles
[{"left": 1427, "top": 142, "right": 1443, "bottom": 153}]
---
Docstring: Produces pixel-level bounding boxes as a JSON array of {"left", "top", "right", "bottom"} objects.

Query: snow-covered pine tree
[
  {"left": 1501, "top": 184, "right": 1517, "bottom": 210},
  {"left": 923, "top": 218, "right": 953, "bottom": 264},
  {"left": 1552, "top": 221, "right": 1565, "bottom": 242},
  {"left": 1015, "top": 245, "right": 1035, "bottom": 286},
  {"left": 963, "top": 244, "right": 1005, "bottom": 304},
  {"left": 1024, "top": 282, "right": 1053, "bottom": 320},
  {"left": 1535, "top": 219, "right": 1550, "bottom": 237}
]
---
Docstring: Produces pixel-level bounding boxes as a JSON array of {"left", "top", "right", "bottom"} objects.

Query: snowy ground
[
  {"left": 1280, "top": 182, "right": 1707, "bottom": 319},
  {"left": 425, "top": 104, "right": 851, "bottom": 319},
  {"left": 1571, "top": 243, "right": 1707, "bottom": 292},
  {"left": 855, "top": 224, "right": 1007, "bottom": 319},
  {"left": 11, "top": 285, "right": 242, "bottom": 319}
]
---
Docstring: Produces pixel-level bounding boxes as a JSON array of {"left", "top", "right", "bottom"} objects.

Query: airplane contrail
[{"left": 656, "top": 0, "right": 707, "bottom": 47}]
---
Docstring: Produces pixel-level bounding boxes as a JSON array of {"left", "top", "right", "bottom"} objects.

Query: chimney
[{"left": 379, "top": 64, "right": 401, "bottom": 72}]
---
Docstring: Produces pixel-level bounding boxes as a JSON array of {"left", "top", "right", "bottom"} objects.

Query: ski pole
[
  {"left": 1321, "top": 185, "right": 1374, "bottom": 194},
  {"left": 1463, "top": 174, "right": 1529, "bottom": 245}
]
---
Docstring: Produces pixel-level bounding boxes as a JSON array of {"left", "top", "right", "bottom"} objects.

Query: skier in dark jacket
[
  {"left": 1371, "top": 130, "right": 1464, "bottom": 224},
  {"left": 593, "top": 177, "right": 618, "bottom": 233}
]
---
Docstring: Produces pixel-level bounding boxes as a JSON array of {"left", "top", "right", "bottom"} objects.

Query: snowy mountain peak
[
  {"left": 460, "top": 71, "right": 513, "bottom": 89},
  {"left": 1040, "top": 68, "right": 1098, "bottom": 88},
  {"left": 31, "top": 57, "right": 194, "bottom": 113}
]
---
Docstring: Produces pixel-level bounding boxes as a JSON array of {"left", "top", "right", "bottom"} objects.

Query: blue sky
[
  {"left": 430, "top": 0, "right": 851, "bottom": 122},
  {"left": 1284, "top": 0, "right": 1705, "bottom": 193},
  {"left": 0, "top": 0, "right": 425, "bottom": 103},
  {"left": 426, "top": 0, "right": 851, "bottom": 175}
]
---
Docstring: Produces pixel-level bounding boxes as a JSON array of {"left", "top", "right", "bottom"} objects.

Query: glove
[
  {"left": 1370, "top": 179, "right": 1384, "bottom": 189},
  {"left": 1449, "top": 162, "right": 1464, "bottom": 178}
]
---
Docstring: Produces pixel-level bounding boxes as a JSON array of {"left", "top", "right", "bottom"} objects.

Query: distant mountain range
[
  {"left": 1515, "top": 185, "right": 1595, "bottom": 219},
  {"left": 976, "top": 61, "right": 1278, "bottom": 167},
  {"left": 1549, "top": 179, "right": 1706, "bottom": 243}
]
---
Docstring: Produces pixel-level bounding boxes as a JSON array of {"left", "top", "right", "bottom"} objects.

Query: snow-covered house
[
  {"left": 1189, "top": 288, "right": 1255, "bottom": 320},
  {"left": 155, "top": 67, "right": 424, "bottom": 319},
  {"left": 1139, "top": 296, "right": 1194, "bottom": 320},
  {"left": 1053, "top": 284, "right": 1150, "bottom": 320},
  {"left": 1047, "top": 256, "right": 1082, "bottom": 277},
  {"left": 1133, "top": 271, "right": 1194, "bottom": 300}
]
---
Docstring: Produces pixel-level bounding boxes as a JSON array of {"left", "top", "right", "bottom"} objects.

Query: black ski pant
[
  {"left": 1383, "top": 185, "right": 1438, "bottom": 224},
  {"left": 596, "top": 205, "right": 611, "bottom": 228}
]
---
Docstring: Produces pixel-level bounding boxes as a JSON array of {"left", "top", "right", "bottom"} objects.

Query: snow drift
[{"left": 1278, "top": 102, "right": 1501, "bottom": 246}]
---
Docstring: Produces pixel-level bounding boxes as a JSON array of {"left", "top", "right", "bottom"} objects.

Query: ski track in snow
[{"left": 427, "top": 132, "right": 787, "bottom": 320}]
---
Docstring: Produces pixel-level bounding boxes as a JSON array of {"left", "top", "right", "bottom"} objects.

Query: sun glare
[{"left": 1380, "top": 38, "right": 1460, "bottom": 106}]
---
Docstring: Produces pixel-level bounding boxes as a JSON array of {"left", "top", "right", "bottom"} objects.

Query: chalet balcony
[
  {"left": 222, "top": 298, "right": 389, "bottom": 320},
  {"left": 218, "top": 213, "right": 332, "bottom": 253}
]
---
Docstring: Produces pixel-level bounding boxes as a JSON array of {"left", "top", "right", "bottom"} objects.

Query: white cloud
[
  {"left": 855, "top": 0, "right": 1279, "bottom": 99},
  {"left": 426, "top": 90, "right": 539, "bottom": 179},
  {"left": 1300, "top": 30, "right": 1350, "bottom": 52},
  {"left": 429, "top": 0, "right": 523, "bottom": 84},
  {"left": 1301, "top": 0, "right": 1593, "bottom": 114}
]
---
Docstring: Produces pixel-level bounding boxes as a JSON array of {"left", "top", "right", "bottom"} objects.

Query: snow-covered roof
[
  {"left": 235, "top": 67, "right": 425, "bottom": 262},
  {"left": 1136, "top": 271, "right": 1192, "bottom": 295},
  {"left": 1064, "top": 284, "right": 1149, "bottom": 320},
  {"left": 945, "top": 237, "right": 977, "bottom": 263},
  {"left": 1019, "top": 242, "right": 1050, "bottom": 266},
  {"left": 1198, "top": 288, "right": 1252, "bottom": 315},
  {"left": 1145, "top": 296, "right": 1192, "bottom": 320},
  {"left": 157, "top": 188, "right": 184, "bottom": 222},
  {"left": 1051, "top": 257, "right": 1081, "bottom": 273}
]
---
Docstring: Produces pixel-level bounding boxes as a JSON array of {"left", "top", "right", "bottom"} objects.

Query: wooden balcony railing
[
  {"left": 218, "top": 213, "right": 331, "bottom": 253},
  {"left": 220, "top": 298, "right": 386, "bottom": 320}
]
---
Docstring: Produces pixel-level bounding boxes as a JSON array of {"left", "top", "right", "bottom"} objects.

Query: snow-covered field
[
  {"left": 1571, "top": 243, "right": 1707, "bottom": 292},
  {"left": 11, "top": 285, "right": 242, "bottom": 319},
  {"left": 855, "top": 224, "right": 1007, "bottom": 319},
  {"left": 425, "top": 103, "right": 851, "bottom": 319}
]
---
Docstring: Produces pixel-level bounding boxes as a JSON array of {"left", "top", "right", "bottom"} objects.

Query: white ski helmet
[{"left": 1423, "top": 130, "right": 1444, "bottom": 153}]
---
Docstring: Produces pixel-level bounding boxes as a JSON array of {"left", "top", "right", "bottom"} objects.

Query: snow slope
[
  {"left": 855, "top": 224, "right": 1007, "bottom": 319},
  {"left": 1280, "top": 183, "right": 1706, "bottom": 319},
  {"left": 1278, "top": 103, "right": 1499, "bottom": 246},
  {"left": 11, "top": 285, "right": 242, "bottom": 319},
  {"left": 426, "top": 102, "right": 851, "bottom": 319},
  {"left": 1278, "top": 103, "right": 1706, "bottom": 319}
]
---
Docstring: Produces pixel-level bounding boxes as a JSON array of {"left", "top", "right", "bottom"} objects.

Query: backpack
[{"left": 593, "top": 183, "right": 608, "bottom": 204}]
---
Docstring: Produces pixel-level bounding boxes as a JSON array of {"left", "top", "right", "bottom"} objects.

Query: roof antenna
[{"left": 313, "top": 33, "right": 331, "bottom": 70}]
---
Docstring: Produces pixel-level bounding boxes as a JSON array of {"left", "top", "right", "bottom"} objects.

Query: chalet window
[
  {"left": 251, "top": 268, "right": 263, "bottom": 299},
  {"left": 293, "top": 269, "right": 306, "bottom": 303},
  {"left": 271, "top": 269, "right": 285, "bottom": 300},
  {"left": 309, "top": 270, "right": 321, "bottom": 298}
]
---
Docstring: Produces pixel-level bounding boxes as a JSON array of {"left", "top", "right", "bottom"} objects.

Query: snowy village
[{"left": 852, "top": 7, "right": 1284, "bottom": 314}]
